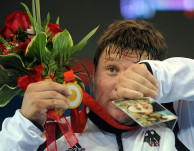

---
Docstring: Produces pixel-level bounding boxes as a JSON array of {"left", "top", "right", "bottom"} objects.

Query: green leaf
[
  {"left": 73, "top": 59, "right": 92, "bottom": 95},
  {"left": 35, "top": 0, "right": 41, "bottom": 34},
  {"left": 0, "top": 35, "right": 10, "bottom": 48},
  {"left": 0, "top": 69, "right": 11, "bottom": 88},
  {"left": 64, "top": 63, "right": 73, "bottom": 68},
  {"left": 0, "top": 85, "right": 23, "bottom": 107},
  {"left": 0, "top": 69, "right": 26, "bottom": 88},
  {"left": 42, "top": 12, "right": 50, "bottom": 32},
  {"left": 21, "top": 2, "right": 36, "bottom": 34},
  {"left": 47, "top": 31, "right": 53, "bottom": 38},
  {"left": 75, "top": 75, "right": 85, "bottom": 90},
  {"left": 32, "top": 0, "right": 37, "bottom": 33},
  {"left": 0, "top": 53, "right": 28, "bottom": 74},
  {"left": 44, "top": 12, "right": 50, "bottom": 26},
  {"left": 41, "top": 52, "right": 51, "bottom": 66},
  {"left": 47, "top": 59, "right": 58, "bottom": 76},
  {"left": 17, "top": 26, "right": 29, "bottom": 42},
  {"left": 56, "top": 17, "right": 60, "bottom": 25},
  {"left": 25, "top": 32, "right": 50, "bottom": 63},
  {"left": 52, "top": 30, "right": 73, "bottom": 67},
  {"left": 74, "top": 69, "right": 85, "bottom": 74},
  {"left": 71, "top": 26, "right": 99, "bottom": 56},
  {"left": 26, "top": 57, "right": 37, "bottom": 69}
]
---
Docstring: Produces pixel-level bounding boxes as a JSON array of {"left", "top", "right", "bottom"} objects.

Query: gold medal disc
[{"left": 65, "top": 82, "right": 83, "bottom": 109}]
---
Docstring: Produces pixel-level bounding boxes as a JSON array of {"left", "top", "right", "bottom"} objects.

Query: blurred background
[{"left": 1, "top": 0, "right": 194, "bottom": 129}]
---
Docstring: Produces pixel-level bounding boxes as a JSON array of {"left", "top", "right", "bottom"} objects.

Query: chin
[
  {"left": 115, "top": 115, "right": 135, "bottom": 125},
  {"left": 110, "top": 108, "right": 135, "bottom": 125}
]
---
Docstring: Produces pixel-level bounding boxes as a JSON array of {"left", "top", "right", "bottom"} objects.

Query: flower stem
[
  {"left": 32, "top": 0, "right": 37, "bottom": 33},
  {"left": 35, "top": 0, "right": 41, "bottom": 34}
]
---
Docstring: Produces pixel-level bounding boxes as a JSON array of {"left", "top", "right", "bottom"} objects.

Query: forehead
[{"left": 99, "top": 47, "right": 148, "bottom": 63}]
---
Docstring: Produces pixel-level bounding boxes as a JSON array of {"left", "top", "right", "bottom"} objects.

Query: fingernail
[
  {"left": 137, "top": 92, "right": 144, "bottom": 98},
  {"left": 155, "top": 83, "right": 159, "bottom": 88},
  {"left": 153, "top": 91, "right": 158, "bottom": 98},
  {"left": 67, "top": 89, "right": 72, "bottom": 96},
  {"left": 66, "top": 99, "right": 71, "bottom": 105},
  {"left": 157, "top": 89, "right": 159, "bottom": 93}
]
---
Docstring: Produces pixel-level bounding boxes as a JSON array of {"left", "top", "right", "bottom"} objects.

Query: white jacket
[
  {"left": 141, "top": 57, "right": 194, "bottom": 151},
  {"left": 0, "top": 110, "right": 176, "bottom": 151}
]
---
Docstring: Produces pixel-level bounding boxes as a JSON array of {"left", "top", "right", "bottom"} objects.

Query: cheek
[{"left": 94, "top": 74, "right": 115, "bottom": 103}]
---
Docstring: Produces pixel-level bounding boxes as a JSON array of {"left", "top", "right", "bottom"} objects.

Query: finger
[
  {"left": 124, "top": 71, "right": 158, "bottom": 92},
  {"left": 27, "top": 81, "right": 72, "bottom": 96},
  {"left": 38, "top": 91, "right": 70, "bottom": 104},
  {"left": 118, "top": 80, "right": 158, "bottom": 98},
  {"left": 131, "top": 64, "right": 159, "bottom": 88},
  {"left": 41, "top": 99, "right": 70, "bottom": 110},
  {"left": 117, "top": 85, "right": 143, "bottom": 99}
]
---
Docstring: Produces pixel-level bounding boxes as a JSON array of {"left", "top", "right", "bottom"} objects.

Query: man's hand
[
  {"left": 116, "top": 64, "right": 159, "bottom": 99},
  {"left": 20, "top": 81, "right": 72, "bottom": 126}
]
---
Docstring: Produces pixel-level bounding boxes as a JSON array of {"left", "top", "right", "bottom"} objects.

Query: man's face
[{"left": 93, "top": 49, "right": 148, "bottom": 125}]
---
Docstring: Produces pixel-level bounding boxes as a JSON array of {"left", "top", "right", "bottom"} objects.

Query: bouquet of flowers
[
  {"left": 0, "top": 0, "right": 98, "bottom": 150},
  {"left": 0, "top": 0, "right": 98, "bottom": 107}
]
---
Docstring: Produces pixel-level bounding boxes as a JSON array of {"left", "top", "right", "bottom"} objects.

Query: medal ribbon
[{"left": 45, "top": 70, "right": 78, "bottom": 151}]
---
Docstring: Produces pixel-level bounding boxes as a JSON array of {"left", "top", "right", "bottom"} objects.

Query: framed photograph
[{"left": 113, "top": 98, "right": 177, "bottom": 129}]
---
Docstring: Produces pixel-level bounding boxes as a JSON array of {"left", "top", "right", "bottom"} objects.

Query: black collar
[{"left": 88, "top": 110, "right": 138, "bottom": 134}]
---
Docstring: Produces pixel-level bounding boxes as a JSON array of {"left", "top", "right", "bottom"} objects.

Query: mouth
[{"left": 110, "top": 97, "right": 121, "bottom": 102}]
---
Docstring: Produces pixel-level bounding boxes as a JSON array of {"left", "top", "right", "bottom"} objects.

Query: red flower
[
  {"left": 17, "top": 65, "right": 45, "bottom": 90},
  {"left": 47, "top": 23, "right": 63, "bottom": 37},
  {"left": 0, "top": 26, "right": 12, "bottom": 39},
  {"left": 2, "top": 49, "right": 11, "bottom": 55},
  {"left": 14, "top": 39, "right": 30, "bottom": 53},
  {"left": 0, "top": 44, "right": 5, "bottom": 52},
  {"left": 0, "top": 11, "right": 30, "bottom": 39},
  {"left": 17, "top": 75, "right": 33, "bottom": 90},
  {"left": 30, "top": 65, "right": 45, "bottom": 82}
]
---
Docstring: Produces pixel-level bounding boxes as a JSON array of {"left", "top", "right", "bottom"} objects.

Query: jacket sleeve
[
  {"left": 140, "top": 57, "right": 194, "bottom": 103},
  {"left": 0, "top": 110, "right": 46, "bottom": 151}
]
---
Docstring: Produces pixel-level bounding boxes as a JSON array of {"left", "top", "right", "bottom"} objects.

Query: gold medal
[{"left": 65, "top": 81, "right": 83, "bottom": 109}]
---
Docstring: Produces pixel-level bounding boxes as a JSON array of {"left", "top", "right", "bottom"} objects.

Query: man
[{"left": 0, "top": 19, "right": 194, "bottom": 151}]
